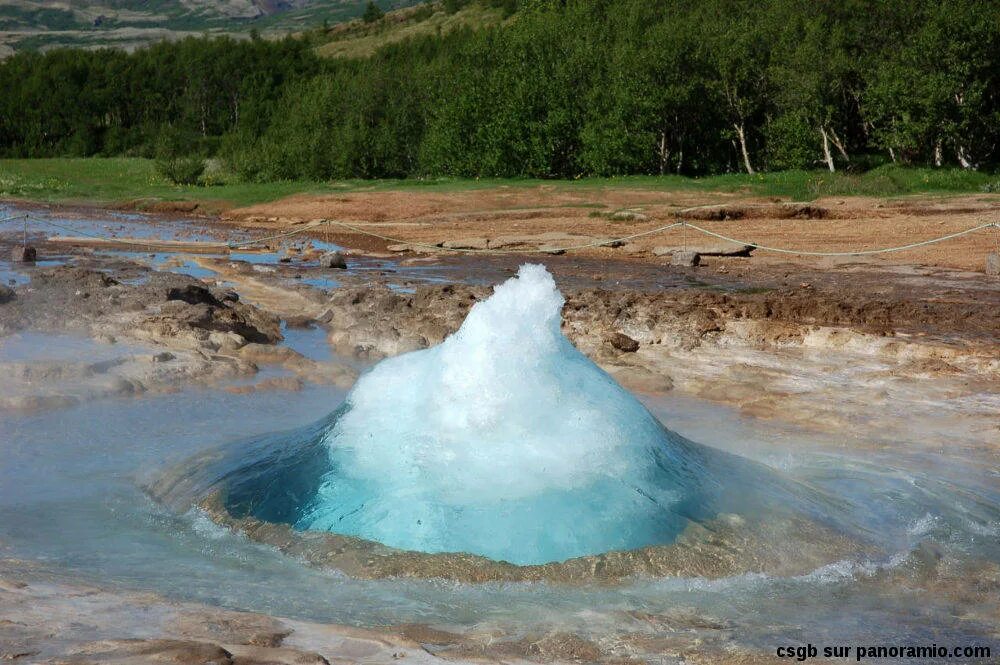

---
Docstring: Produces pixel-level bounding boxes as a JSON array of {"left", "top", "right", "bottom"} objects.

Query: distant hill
[
  {"left": 0, "top": 0, "right": 418, "bottom": 55},
  {"left": 315, "top": 2, "right": 508, "bottom": 59}
]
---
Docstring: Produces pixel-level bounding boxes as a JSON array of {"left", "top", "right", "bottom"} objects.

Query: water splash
[{"left": 295, "top": 265, "right": 725, "bottom": 563}]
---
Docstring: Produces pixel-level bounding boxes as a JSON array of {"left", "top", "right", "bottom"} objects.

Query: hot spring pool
[{"left": 1, "top": 267, "right": 998, "bottom": 658}]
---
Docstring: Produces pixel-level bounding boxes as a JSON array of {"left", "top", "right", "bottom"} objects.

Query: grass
[
  {"left": 1, "top": 158, "right": 998, "bottom": 210},
  {"left": 315, "top": 3, "right": 507, "bottom": 59},
  {"left": 0, "top": 158, "right": 330, "bottom": 209}
]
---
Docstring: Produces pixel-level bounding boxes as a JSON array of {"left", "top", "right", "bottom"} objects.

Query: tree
[
  {"left": 362, "top": 1, "right": 384, "bottom": 23},
  {"left": 698, "top": 1, "right": 773, "bottom": 174}
]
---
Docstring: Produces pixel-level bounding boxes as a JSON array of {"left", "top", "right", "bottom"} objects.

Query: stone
[
  {"left": 0, "top": 284, "right": 14, "bottom": 304},
  {"left": 609, "top": 210, "right": 648, "bottom": 221},
  {"left": 319, "top": 251, "right": 347, "bottom": 269},
  {"left": 11, "top": 246, "right": 36, "bottom": 263},
  {"left": 150, "top": 352, "right": 176, "bottom": 363},
  {"left": 670, "top": 250, "right": 701, "bottom": 267},
  {"left": 608, "top": 332, "right": 639, "bottom": 353},
  {"left": 167, "top": 285, "right": 222, "bottom": 307},
  {"left": 653, "top": 243, "right": 753, "bottom": 257},
  {"left": 987, "top": 252, "right": 1000, "bottom": 276}
]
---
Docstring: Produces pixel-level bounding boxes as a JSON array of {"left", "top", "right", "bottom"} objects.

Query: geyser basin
[{"left": 157, "top": 264, "right": 854, "bottom": 570}]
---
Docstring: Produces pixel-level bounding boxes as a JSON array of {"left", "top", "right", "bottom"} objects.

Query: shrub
[{"left": 155, "top": 156, "right": 206, "bottom": 185}]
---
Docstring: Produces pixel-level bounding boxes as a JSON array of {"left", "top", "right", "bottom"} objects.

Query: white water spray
[{"left": 299, "top": 265, "right": 703, "bottom": 564}]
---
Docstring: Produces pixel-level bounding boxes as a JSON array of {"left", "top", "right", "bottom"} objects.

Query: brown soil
[{"left": 226, "top": 188, "right": 1000, "bottom": 271}]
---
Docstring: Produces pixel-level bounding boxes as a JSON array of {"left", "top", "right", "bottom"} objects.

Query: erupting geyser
[{"left": 294, "top": 264, "right": 720, "bottom": 564}]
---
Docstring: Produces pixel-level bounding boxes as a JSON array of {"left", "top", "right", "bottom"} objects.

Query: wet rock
[
  {"left": 225, "top": 644, "right": 329, "bottom": 665},
  {"left": 0, "top": 284, "right": 14, "bottom": 304},
  {"left": 214, "top": 289, "right": 240, "bottom": 303},
  {"left": 224, "top": 376, "right": 304, "bottom": 394},
  {"left": 671, "top": 250, "right": 701, "bottom": 267},
  {"left": 319, "top": 251, "right": 347, "bottom": 269},
  {"left": 10, "top": 246, "right": 36, "bottom": 263},
  {"left": 608, "top": 332, "right": 639, "bottom": 352},
  {"left": 64, "top": 638, "right": 233, "bottom": 664},
  {"left": 142, "top": 297, "right": 281, "bottom": 346},
  {"left": 169, "top": 608, "right": 291, "bottom": 648},
  {"left": 168, "top": 285, "right": 224, "bottom": 307},
  {"left": 987, "top": 252, "right": 1000, "bottom": 276}
]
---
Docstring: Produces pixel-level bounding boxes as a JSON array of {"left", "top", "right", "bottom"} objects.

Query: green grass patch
[
  {"left": 0, "top": 158, "right": 331, "bottom": 208},
  {"left": 0, "top": 158, "right": 996, "bottom": 210}
]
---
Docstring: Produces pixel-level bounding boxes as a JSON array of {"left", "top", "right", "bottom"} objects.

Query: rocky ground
[
  {"left": 226, "top": 188, "right": 1000, "bottom": 271},
  {"left": 1, "top": 197, "right": 998, "bottom": 663}
]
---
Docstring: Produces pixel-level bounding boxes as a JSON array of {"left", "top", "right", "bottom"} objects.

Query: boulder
[
  {"left": 608, "top": 332, "right": 639, "bottom": 353},
  {"left": 11, "top": 246, "right": 36, "bottom": 263},
  {"left": 671, "top": 250, "right": 701, "bottom": 267},
  {"left": 0, "top": 284, "right": 14, "bottom": 304},
  {"left": 167, "top": 285, "right": 223, "bottom": 307},
  {"left": 319, "top": 251, "right": 347, "bottom": 269}
]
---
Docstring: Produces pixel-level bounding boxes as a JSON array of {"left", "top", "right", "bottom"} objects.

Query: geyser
[{"left": 292, "top": 264, "right": 724, "bottom": 564}]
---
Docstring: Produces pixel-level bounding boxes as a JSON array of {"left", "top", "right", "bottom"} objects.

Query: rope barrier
[
  {"left": 677, "top": 220, "right": 1000, "bottom": 257},
  {"left": 4, "top": 210, "right": 998, "bottom": 260},
  {"left": 250, "top": 217, "right": 998, "bottom": 258},
  {"left": 26, "top": 215, "right": 160, "bottom": 246}
]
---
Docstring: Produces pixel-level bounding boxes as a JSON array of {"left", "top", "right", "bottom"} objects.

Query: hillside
[
  {"left": 0, "top": 0, "right": 417, "bottom": 55},
  {"left": 315, "top": 2, "right": 508, "bottom": 59}
]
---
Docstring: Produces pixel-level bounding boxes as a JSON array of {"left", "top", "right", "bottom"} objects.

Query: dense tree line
[
  {"left": 0, "top": 34, "right": 320, "bottom": 158},
  {"left": 1, "top": 0, "right": 998, "bottom": 180}
]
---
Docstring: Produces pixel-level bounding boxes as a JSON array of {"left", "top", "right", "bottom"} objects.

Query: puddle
[{"left": 280, "top": 320, "right": 334, "bottom": 363}]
